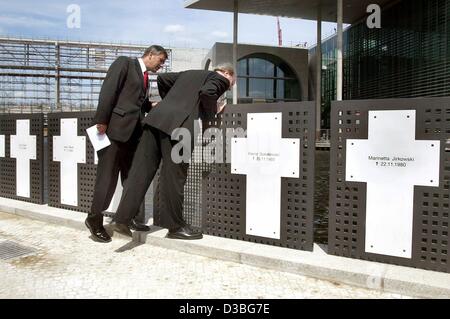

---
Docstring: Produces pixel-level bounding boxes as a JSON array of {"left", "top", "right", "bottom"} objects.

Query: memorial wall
[{"left": 0, "top": 97, "right": 449, "bottom": 273}]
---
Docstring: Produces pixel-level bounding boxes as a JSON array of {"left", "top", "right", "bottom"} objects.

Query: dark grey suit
[
  {"left": 90, "top": 56, "right": 150, "bottom": 224},
  {"left": 113, "top": 70, "right": 229, "bottom": 229}
]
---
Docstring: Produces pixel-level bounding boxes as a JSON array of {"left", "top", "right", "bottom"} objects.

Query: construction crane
[{"left": 277, "top": 17, "right": 283, "bottom": 46}]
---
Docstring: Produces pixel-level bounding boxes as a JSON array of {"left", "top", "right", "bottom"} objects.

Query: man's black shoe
[
  {"left": 129, "top": 219, "right": 151, "bottom": 232},
  {"left": 167, "top": 225, "right": 203, "bottom": 240},
  {"left": 112, "top": 222, "right": 133, "bottom": 237},
  {"left": 85, "top": 218, "right": 111, "bottom": 243}
]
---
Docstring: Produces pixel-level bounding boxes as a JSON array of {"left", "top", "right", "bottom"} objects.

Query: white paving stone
[{"left": 0, "top": 211, "right": 412, "bottom": 299}]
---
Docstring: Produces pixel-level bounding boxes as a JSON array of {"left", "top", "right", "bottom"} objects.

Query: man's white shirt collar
[{"left": 137, "top": 58, "right": 147, "bottom": 74}]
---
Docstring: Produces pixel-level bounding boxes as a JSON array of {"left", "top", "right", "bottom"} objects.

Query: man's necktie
[{"left": 143, "top": 71, "right": 148, "bottom": 91}]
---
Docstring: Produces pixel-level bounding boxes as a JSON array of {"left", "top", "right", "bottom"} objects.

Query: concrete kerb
[
  {"left": 384, "top": 266, "right": 450, "bottom": 298},
  {"left": 1, "top": 197, "right": 450, "bottom": 298}
]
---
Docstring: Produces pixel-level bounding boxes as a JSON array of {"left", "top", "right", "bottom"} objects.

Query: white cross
[
  {"left": 10, "top": 120, "right": 36, "bottom": 198},
  {"left": 231, "top": 113, "right": 300, "bottom": 239},
  {"left": 53, "top": 118, "right": 86, "bottom": 206},
  {"left": 346, "top": 110, "right": 440, "bottom": 258},
  {"left": 106, "top": 173, "right": 123, "bottom": 213},
  {"left": 0, "top": 133, "right": 4, "bottom": 158},
  {"left": 93, "top": 152, "right": 123, "bottom": 213}
]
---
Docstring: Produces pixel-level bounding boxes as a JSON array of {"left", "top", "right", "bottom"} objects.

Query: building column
[
  {"left": 316, "top": 9, "right": 322, "bottom": 139},
  {"left": 232, "top": 0, "right": 239, "bottom": 105},
  {"left": 337, "top": 0, "right": 343, "bottom": 101}
]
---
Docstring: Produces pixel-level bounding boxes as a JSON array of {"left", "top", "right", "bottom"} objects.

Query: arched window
[{"left": 234, "top": 53, "right": 300, "bottom": 103}]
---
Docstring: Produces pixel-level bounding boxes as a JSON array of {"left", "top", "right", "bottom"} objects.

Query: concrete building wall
[{"left": 170, "top": 47, "right": 210, "bottom": 72}]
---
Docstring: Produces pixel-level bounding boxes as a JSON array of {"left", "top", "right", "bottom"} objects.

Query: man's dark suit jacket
[
  {"left": 143, "top": 70, "right": 229, "bottom": 136},
  {"left": 93, "top": 56, "right": 151, "bottom": 143}
]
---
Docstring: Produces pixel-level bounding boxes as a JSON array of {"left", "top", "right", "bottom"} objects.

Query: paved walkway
[{"left": 0, "top": 212, "right": 412, "bottom": 299}]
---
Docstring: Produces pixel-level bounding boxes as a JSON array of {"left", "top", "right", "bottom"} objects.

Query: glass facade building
[{"left": 311, "top": 0, "right": 450, "bottom": 128}]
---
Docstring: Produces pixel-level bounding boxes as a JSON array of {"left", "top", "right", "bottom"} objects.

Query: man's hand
[
  {"left": 217, "top": 95, "right": 227, "bottom": 114},
  {"left": 96, "top": 124, "right": 107, "bottom": 135},
  {"left": 217, "top": 100, "right": 226, "bottom": 114}
]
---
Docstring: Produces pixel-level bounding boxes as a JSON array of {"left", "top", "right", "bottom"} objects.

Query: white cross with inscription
[
  {"left": 231, "top": 113, "right": 300, "bottom": 239},
  {"left": 346, "top": 110, "right": 440, "bottom": 258},
  {"left": 0, "top": 133, "right": 4, "bottom": 158},
  {"left": 53, "top": 118, "right": 86, "bottom": 206},
  {"left": 10, "top": 120, "right": 36, "bottom": 198}
]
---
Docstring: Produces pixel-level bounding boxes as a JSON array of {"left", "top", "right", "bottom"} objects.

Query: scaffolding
[{"left": 0, "top": 37, "right": 172, "bottom": 114}]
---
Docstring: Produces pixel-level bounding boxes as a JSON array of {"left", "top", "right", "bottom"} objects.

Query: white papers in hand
[{"left": 86, "top": 125, "right": 111, "bottom": 152}]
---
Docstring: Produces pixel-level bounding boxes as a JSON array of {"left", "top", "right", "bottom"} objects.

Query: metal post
[
  {"left": 337, "top": 0, "right": 343, "bottom": 101},
  {"left": 25, "top": 44, "right": 29, "bottom": 66},
  {"left": 232, "top": 0, "right": 238, "bottom": 105},
  {"left": 55, "top": 42, "right": 60, "bottom": 111},
  {"left": 316, "top": 9, "right": 322, "bottom": 139},
  {"left": 86, "top": 47, "right": 90, "bottom": 68}
]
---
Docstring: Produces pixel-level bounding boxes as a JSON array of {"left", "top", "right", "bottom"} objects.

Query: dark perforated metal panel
[
  {"left": 0, "top": 114, "right": 44, "bottom": 204},
  {"left": 203, "top": 102, "right": 315, "bottom": 251},
  {"left": 47, "top": 112, "right": 96, "bottom": 213},
  {"left": 329, "top": 98, "right": 450, "bottom": 273}
]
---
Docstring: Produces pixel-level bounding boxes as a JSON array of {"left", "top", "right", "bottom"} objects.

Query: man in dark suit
[
  {"left": 85, "top": 45, "right": 168, "bottom": 243},
  {"left": 111, "top": 64, "right": 236, "bottom": 239}
]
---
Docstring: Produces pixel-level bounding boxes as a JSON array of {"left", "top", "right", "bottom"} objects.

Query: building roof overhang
[{"left": 185, "top": 0, "right": 395, "bottom": 24}]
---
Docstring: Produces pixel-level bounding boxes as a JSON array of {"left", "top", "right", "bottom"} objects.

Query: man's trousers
[
  {"left": 90, "top": 130, "right": 145, "bottom": 225},
  {"left": 113, "top": 126, "right": 190, "bottom": 230}
]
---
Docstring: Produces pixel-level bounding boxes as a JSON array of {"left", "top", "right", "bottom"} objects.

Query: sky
[{"left": 0, "top": 0, "right": 338, "bottom": 49}]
